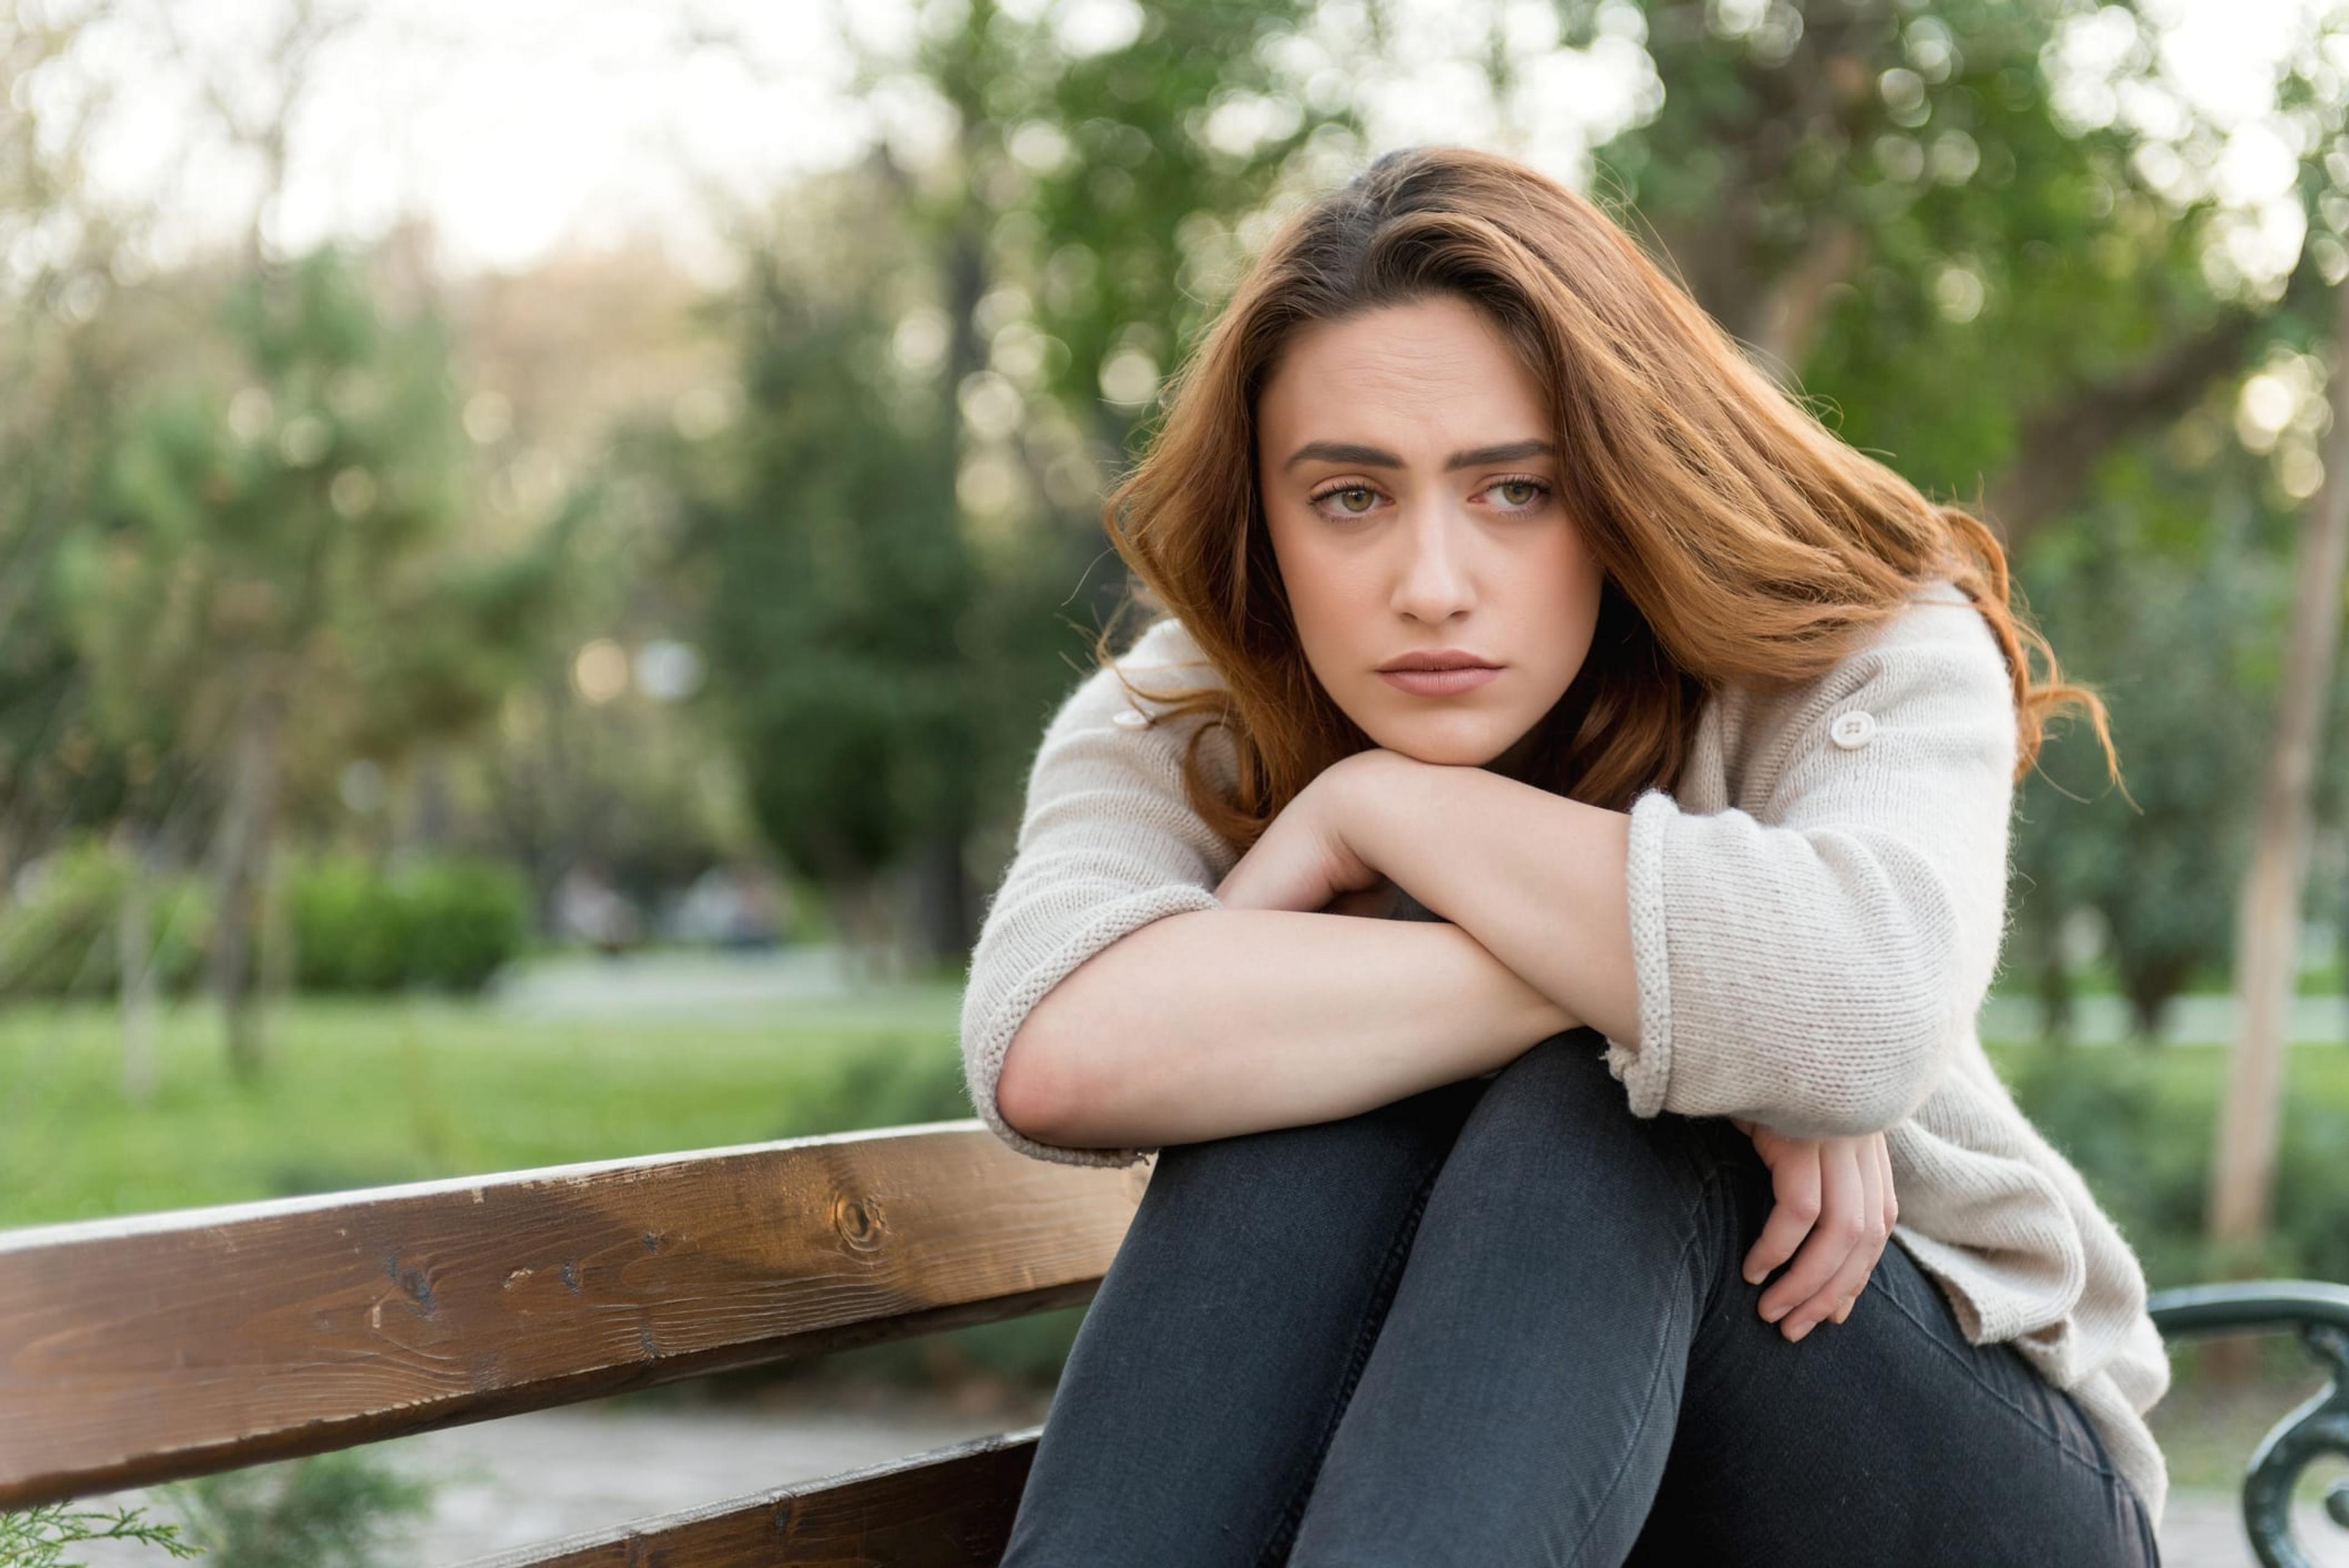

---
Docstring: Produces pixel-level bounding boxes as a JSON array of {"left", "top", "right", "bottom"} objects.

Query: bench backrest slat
[
  {"left": 0, "top": 1121, "right": 1143, "bottom": 1509},
  {"left": 453, "top": 1428, "right": 1042, "bottom": 1568}
]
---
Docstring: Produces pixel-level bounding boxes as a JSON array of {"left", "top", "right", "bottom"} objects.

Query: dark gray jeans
[{"left": 999, "top": 1029, "right": 2161, "bottom": 1567}]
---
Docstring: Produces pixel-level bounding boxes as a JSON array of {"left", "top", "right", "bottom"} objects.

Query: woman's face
[{"left": 1255, "top": 292, "right": 1603, "bottom": 776}]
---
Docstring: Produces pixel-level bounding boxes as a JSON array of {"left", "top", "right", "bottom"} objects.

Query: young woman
[{"left": 958, "top": 144, "right": 2168, "bottom": 1566}]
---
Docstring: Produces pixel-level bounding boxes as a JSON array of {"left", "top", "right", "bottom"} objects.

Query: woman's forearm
[
  {"left": 1329, "top": 753, "right": 1642, "bottom": 1046},
  {"left": 995, "top": 907, "right": 1578, "bottom": 1149}
]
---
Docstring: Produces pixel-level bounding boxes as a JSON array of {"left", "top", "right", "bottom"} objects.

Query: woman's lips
[{"left": 1378, "top": 665, "right": 1501, "bottom": 696}]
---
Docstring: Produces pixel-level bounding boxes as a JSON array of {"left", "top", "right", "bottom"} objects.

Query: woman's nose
[{"left": 1390, "top": 501, "right": 1476, "bottom": 624}]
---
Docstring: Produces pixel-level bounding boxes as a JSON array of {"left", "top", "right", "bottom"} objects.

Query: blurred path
[
  {"left": 63, "top": 1386, "right": 1050, "bottom": 1566},
  {"left": 486, "top": 946, "right": 862, "bottom": 1016}
]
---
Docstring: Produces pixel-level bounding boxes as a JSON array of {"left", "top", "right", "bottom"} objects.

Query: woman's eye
[
  {"left": 1492, "top": 479, "right": 1546, "bottom": 508},
  {"left": 1316, "top": 486, "right": 1378, "bottom": 516}
]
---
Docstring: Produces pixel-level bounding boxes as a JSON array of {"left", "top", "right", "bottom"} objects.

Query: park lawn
[
  {"left": 1983, "top": 1035, "right": 2349, "bottom": 1158},
  {"left": 0, "top": 989, "right": 970, "bottom": 1230}
]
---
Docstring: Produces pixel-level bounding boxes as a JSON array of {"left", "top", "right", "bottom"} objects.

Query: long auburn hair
[{"left": 1089, "top": 144, "right": 2117, "bottom": 856}]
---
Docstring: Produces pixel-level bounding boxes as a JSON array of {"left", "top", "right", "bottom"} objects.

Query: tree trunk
[
  {"left": 1750, "top": 219, "right": 1866, "bottom": 386},
  {"left": 208, "top": 676, "right": 287, "bottom": 1081},
  {"left": 2035, "top": 961, "right": 2074, "bottom": 1047},
  {"left": 2207, "top": 281, "right": 2349, "bottom": 1276},
  {"left": 413, "top": 748, "right": 455, "bottom": 848},
  {"left": 258, "top": 826, "right": 294, "bottom": 1003},
  {"left": 910, "top": 826, "right": 975, "bottom": 972},
  {"left": 116, "top": 824, "right": 158, "bottom": 1104},
  {"left": 832, "top": 868, "right": 912, "bottom": 988}
]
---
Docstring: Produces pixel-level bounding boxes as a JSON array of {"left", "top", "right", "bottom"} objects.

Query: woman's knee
[
  {"left": 1472, "top": 1028, "right": 1647, "bottom": 1139},
  {"left": 1142, "top": 1076, "right": 1480, "bottom": 1219},
  {"left": 1445, "top": 1029, "right": 1716, "bottom": 1205}
]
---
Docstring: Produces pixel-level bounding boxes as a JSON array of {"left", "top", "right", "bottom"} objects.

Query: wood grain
[
  {"left": 454, "top": 1427, "right": 1043, "bottom": 1568},
  {"left": 0, "top": 1121, "right": 1146, "bottom": 1507}
]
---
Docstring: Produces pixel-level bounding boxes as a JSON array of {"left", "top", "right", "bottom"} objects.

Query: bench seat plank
[{"left": 0, "top": 1122, "right": 1144, "bottom": 1508}]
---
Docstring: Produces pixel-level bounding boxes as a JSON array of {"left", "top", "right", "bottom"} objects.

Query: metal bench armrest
[{"left": 2148, "top": 1281, "right": 2349, "bottom": 1568}]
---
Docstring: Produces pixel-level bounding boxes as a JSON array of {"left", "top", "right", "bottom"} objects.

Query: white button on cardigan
[{"left": 1829, "top": 708, "right": 1877, "bottom": 749}]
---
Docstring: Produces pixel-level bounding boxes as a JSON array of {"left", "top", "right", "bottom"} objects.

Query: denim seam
[
  {"left": 1249, "top": 1152, "right": 1446, "bottom": 1567},
  {"left": 2124, "top": 1474, "right": 2159, "bottom": 1566},
  {"left": 1874, "top": 1263, "right": 2118, "bottom": 1485},
  {"left": 1562, "top": 1162, "right": 1728, "bottom": 1568}
]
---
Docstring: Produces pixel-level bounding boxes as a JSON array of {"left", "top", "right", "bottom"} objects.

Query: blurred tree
[
  {"left": 1579, "top": 0, "right": 2323, "bottom": 548},
  {"left": 2011, "top": 462, "right": 2273, "bottom": 1042},
  {"left": 0, "top": 1, "right": 143, "bottom": 879},
  {"left": 0, "top": 0, "right": 202, "bottom": 1095},
  {"left": 60, "top": 246, "right": 564, "bottom": 1078},
  {"left": 877, "top": 0, "right": 1334, "bottom": 960},
  {"left": 472, "top": 464, "right": 752, "bottom": 933},
  {"left": 674, "top": 206, "right": 974, "bottom": 975},
  {"left": 407, "top": 240, "right": 756, "bottom": 930},
  {"left": 672, "top": 0, "right": 1327, "bottom": 969},
  {"left": 2212, "top": 278, "right": 2349, "bottom": 1270}
]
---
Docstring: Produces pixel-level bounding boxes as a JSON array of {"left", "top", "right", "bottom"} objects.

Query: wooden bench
[{"left": 2, "top": 1118, "right": 2343, "bottom": 1566}]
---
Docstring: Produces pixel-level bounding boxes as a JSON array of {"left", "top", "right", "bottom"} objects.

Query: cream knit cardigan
[{"left": 957, "top": 576, "right": 2173, "bottom": 1528}]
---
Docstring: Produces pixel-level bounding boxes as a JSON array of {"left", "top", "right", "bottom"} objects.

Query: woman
[{"left": 958, "top": 144, "right": 2167, "bottom": 1566}]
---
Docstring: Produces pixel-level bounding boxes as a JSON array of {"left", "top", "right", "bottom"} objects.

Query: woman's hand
[
  {"left": 1727, "top": 1118, "right": 1898, "bottom": 1343},
  {"left": 1214, "top": 752, "right": 1400, "bottom": 915}
]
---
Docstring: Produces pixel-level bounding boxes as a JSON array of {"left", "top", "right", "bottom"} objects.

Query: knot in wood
[{"left": 831, "top": 1191, "right": 886, "bottom": 1254}]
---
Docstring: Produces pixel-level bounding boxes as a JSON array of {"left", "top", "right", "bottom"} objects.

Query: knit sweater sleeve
[
  {"left": 1600, "top": 597, "right": 2019, "bottom": 1139},
  {"left": 958, "top": 621, "right": 1239, "bottom": 1168}
]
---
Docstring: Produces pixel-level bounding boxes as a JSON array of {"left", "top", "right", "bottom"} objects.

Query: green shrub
[
  {"left": 289, "top": 852, "right": 529, "bottom": 994},
  {"left": 288, "top": 856, "right": 402, "bottom": 991},
  {"left": 392, "top": 859, "right": 533, "bottom": 990},
  {"left": 0, "top": 1500, "right": 199, "bottom": 1567},
  {"left": 0, "top": 840, "right": 530, "bottom": 1001},
  {"left": 0, "top": 836, "right": 212, "bottom": 1002},
  {"left": 163, "top": 1449, "right": 433, "bottom": 1568}
]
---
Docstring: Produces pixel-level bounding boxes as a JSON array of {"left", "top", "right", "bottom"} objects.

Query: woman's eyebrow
[{"left": 1282, "top": 438, "right": 1555, "bottom": 472}]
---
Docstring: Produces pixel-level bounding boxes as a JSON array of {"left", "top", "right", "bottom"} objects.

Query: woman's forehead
[{"left": 1259, "top": 301, "right": 1549, "bottom": 453}]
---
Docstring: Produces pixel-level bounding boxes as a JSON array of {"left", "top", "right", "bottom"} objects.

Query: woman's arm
[
  {"left": 960, "top": 618, "right": 1573, "bottom": 1168},
  {"left": 997, "top": 906, "right": 1575, "bottom": 1148},
  {"left": 1203, "top": 745, "right": 1905, "bottom": 1343},
  {"left": 1309, "top": 605, "right": 2018, "bottom": 1141},
  {"left": 1315, "top": 752, "right": 1642, "bottom": 1043}
]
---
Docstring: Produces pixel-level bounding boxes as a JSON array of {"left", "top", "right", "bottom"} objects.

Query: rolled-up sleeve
[
  {"left": 1600, "top": 604, "right": 2019, "bottom": 1138},
  {"left": 959, "top": 624, "right": 1238, "bottom": 1168}
]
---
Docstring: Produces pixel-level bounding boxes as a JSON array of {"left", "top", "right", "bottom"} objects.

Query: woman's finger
[
  {"left": 1742, "top": 1142, "right": 1819, "bottom": 1289},
  {"left": 1879, "top": 1133, "right": 1899, "bottom": 1233},
  {"left": 1783, "top": 1141, "right": 1872, "bottom": 1339},
  {"left": 1761, "top": 1139, "right": 1865, "bottom": 1338},
  {"left": 1820, "top": 1139, "right": 1891, "bottom": 1329},
  {"left": 1831, "top": 1136, "right": 1899, "bottom": 1326}
]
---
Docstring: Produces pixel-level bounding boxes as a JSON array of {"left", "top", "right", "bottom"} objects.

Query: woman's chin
[{"left": 1365, "top": 730, "right": 1521, "bottom": 769}]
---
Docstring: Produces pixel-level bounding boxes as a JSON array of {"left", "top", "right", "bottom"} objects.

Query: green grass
[
  {"left": 0, "top": 989, "right": 972, "bottom": 1230},
  {"left": 1983, "top": 1037, "right": 2349, "bottom": 1137}
]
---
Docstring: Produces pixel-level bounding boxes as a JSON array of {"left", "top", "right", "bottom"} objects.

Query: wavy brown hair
[{"left": 1090, "top": 143, "right": 2118, "bottom": 855}]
